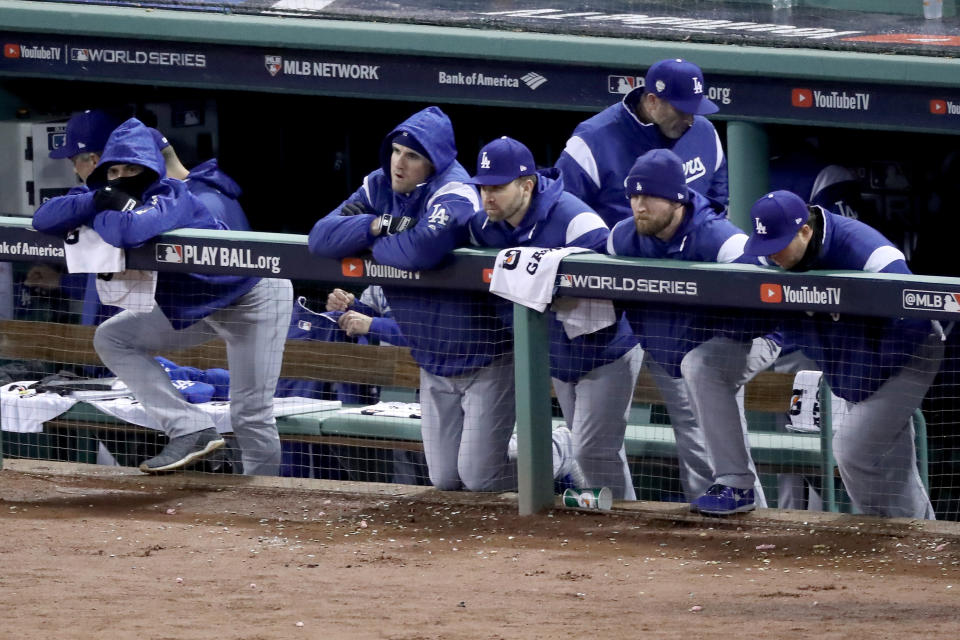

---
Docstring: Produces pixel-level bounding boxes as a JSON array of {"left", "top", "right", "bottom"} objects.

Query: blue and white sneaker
[{"left": 691, "top": 484, "right": 755, "bottom": 516}]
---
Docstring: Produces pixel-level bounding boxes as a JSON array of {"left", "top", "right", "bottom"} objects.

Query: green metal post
[
  {"left": 512, "top": 304, "right": 555, "bottom": 515},
  {"left": 726, "top": 120, "right": 769, "bottom": 234}
]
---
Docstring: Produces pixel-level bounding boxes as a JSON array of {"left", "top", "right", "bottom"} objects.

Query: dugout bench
[{"left": 1, "top": 317, "right": 928, "bottom": 511}]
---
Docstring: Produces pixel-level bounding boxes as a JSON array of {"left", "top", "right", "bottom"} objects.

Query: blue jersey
[
  {"left": 608, "top": 190, "right": 761, "bottom": 377},
  {"left": 468, "top": 169, "right": 637, "bottom": 382},
  {"left": 556, "top": 87, "right": 728, "bottom": 228},
  {"left": 778, "top": 208, "right": 927, "bottom": 402},
  {"left": 33, "top": 118, "right": 258, "bottom": 329},
  {"left": 308, "top": 107, "right": 510, "bottom": 377}
]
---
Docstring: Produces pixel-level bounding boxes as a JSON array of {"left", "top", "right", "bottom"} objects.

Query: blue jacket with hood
[
  {"left": 308, "top": 107, "right": 510, "bottom": 377},
  {"left": 186, "top": 159, "right": 251, "bottom": 232},
  {"left": 775, "top": 208, "right": 933, "bottom": 402},
  {"left": 468, "top": 168, "right": 637, "bottom": 382},
  {"left": 556, "top": 87, "right": 727, "bottom": 229},
  {"left": 33, "top": 118, "right": 258, "bottom": 329},
  {"left": 608, "top": 190, "right": 771, "bottom": 378}
]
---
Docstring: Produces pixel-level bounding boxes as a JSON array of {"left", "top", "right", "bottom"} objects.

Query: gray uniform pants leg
[
  {"left": 204, "top": 278, "right": 292, "bottom": 476},
  {"left": 553, "top": 344, "right": 641, "bottom": 500},
  {"left": 681, "top": 336, "right": 780, "bottom": 495},
  {"left": 419, "top": 355, "right": 516, "bottom": 492},
  {"left": 94, "top": 278, "right": 292, "bottom": 476},
  {"left": 832, "top": 335, "right": 942, "bottom": 519},
  {"left": 646, "top": 358, "right": 714, "bottom": 501}
]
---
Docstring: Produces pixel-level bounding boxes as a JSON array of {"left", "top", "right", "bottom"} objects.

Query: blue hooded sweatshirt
[
  {"left": 185, "top": 159, "right": 251, "bottom": 232},
  {"left": 308, "top": 107, "right": 511, "bottom": 377},
  {"left": 608, "top": 190, "right": 771, "bottom": 378},
  {"left": 556, "top": 87, "right": 727, "bottom": 229},
  {"left": 33, "top": 118, "right": 258, "bottom": 329},
  {"left": 468, "top": 168, "right": 637, "bottom": 382}
]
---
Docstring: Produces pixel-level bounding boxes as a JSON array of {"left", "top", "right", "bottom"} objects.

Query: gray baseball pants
[
  {"left": 553, "top": 344, "right": 642, "bottom": 500},
  {"left": 419, "top": 354, "right": 517, "bottom": 491},
  {"left": 681, "top": 336, "right": 781, "bottom": 504},
  {"left": 832, "top": 334, "right": 943, "bottom": 519},
  {"left": 94, "top": 278, "right": 293, "bottom": 476}
]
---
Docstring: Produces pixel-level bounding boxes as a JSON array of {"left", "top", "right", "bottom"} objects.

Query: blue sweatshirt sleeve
[
  {"left": 369, "top": 316, "right": 408, "bottom": 347},
  {"left": 706, "top": 154, "right": 730, "bottom": 206},
  {"left": 371, "top": 191, "right": 474, "bottom": 271},
  {"left": 92, "top": 180, "right": 215, "bottom": 248},
  {"left": 556, "top": 148, "right": 601, "bottom": 209},
  {"left": 33, "top": 191, "right": 98, "bottom": 236},
  {"left": 308, "top": 187, "right": 377, "bottom": 258}
]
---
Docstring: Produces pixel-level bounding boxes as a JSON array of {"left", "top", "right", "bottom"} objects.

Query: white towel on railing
[{"left": 489, "top": 245, "right": 616, "bottom": 337}]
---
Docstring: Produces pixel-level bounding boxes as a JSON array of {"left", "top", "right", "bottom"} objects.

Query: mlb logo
[
  {"left": 558, "top": 274, "right": 573, "bottom": 288},
  {"left": 931, "top": 99, "right": 948, "bottom": 115},
  {"left": 156, "top": 244, "right": 184, "bottom": 263},
  {"left": 341, "top": 257, "right": 363, "bottom": 277},
  {"left": 760, "top": 283, "right": 783, "bottom": 304},
  {"left": 47, "top": 129, "right": 66, "bottom": 153},
  {"left": 265, "top": 55, "right": 282, "bottom": 77},
  {"left": 608, "top": 75, "right": 643, "bottom": 95},
  {"left": 791, "top": 88, "right": 813, "bottom": 108},
  {"left": 4, "top": 44, "right": 20, "bottom": 58},
  {"left": 71, "top": 48, "right": 90, "bottom": 62}
]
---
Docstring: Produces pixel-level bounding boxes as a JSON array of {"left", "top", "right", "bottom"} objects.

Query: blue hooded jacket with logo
[
  {"left": 468, "top": 168, "right": 637, "bottom": 382},
  {"left": 775, "top": 208, "right": 931, "bottom": 403},
  {"left": 33, "top": 118, "right": 258, "bottom": 329},
  {"left": 608, "top": 190, "right": 769, "bottom": 378},
  {"left": 556, "top": 87, "right": 728, "bottom": 229},
  {"left": 308, "top": 107, "right": 510, "bottom": 377}
]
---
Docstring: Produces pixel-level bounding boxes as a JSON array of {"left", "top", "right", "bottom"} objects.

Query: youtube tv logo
[
  {"left": 791, "top": 88, "right": 812, "bottom": 108},
  {"left": 931, "top": 99, "right": 948, "bottom": 115},
  {"left": 341, "top": 257, "right": 363, "bottom": 277},
  {"left": 482, "top": 268, "right": 493, "bottom": 284},
  {"left": 761, "top": 283, "right": 783, "bottom": 304},
  {"left": 4, "top": 44, "right": 20, "bottom": 58}
]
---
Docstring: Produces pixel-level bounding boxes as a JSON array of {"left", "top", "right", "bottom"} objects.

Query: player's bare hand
[
  {"left": 326, "top": 288, "right": 355, "bottom": 311},
  {"left": 338, "top": 310, "right": 373, "bottom": 337}
]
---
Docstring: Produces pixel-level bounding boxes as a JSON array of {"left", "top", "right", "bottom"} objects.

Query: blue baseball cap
[
  {"left": 743, "top": 190, "right": 811, "bottom": 256},
  {"left": 623, "top": 148, "right": 689, "bottom": 203},
  {"left": 149, "top": 127, "right": 171, "bottom": 151},
  {"left": 466, "top": 136, "right": 537, "bottom": 186},
  {"left": 644, "top": 58, "right": 718, "bottom": 116},
  {"left": 49, "top": 109, "right": 118, "bottom": 159}
]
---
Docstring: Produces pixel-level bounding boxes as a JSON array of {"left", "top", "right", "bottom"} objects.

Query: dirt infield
[{"left": 2, "top": 462, "right": 959, "bottom": 640}]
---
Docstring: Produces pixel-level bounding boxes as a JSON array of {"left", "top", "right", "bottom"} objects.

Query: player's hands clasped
[
  {"left": 338, "top": 310, "right": 373, "bottom": 337},
  {"left": 376, "top": 212, "right": 417, "bottom": 236},
  {"left": 340, "top": 200, "right": 375, "bottom": 217},
  {"left": 326, "top": 288, "right": 355, "bottom": 312}
]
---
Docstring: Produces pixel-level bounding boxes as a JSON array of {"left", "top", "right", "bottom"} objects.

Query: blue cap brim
[
  {"left": 667, "top": 95, "right": 720, "bottom": 116},
  {"left": 743, "top": 233, "right": 795, "bottom": 257},
  {"left": 466, "top": 174, "right": 521, "bottom": 186},
  {"left": 48, "top": 144, "right": 77, "bottom": 159}
]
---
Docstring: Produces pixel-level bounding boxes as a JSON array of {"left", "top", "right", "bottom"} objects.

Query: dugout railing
[{"left": 2, "top": 216, "right": 959, "bottom": 515}]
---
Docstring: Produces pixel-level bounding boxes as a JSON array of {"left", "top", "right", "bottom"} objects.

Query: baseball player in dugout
[
  {"left": 33, "top": 117, "right": 294, "bottom": 476},
  {"left": 608, "top": 148, "right": 780, "bottom": 516},
  {"left": 308, "top": 106, "right": 519, "bottom": 492},
  {"left": 556, "top": 57, "right": 728, "bottom": 229},
  {"left": 466, "top": 136, "right": 639, "bottom": 499},
  {"left": 743, "top": 190, "right": 945, "bottom": 519}
]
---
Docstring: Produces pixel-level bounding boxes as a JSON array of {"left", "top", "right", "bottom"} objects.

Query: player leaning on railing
[
  {"left": 307, "top": 106, "right": 519, "bottom": 492},
  {"left": 32, "top": 117, "right": 293, "bottom": 475},
  {"left": 743, "top": 190, "right": 946, "bottom": 519}
]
